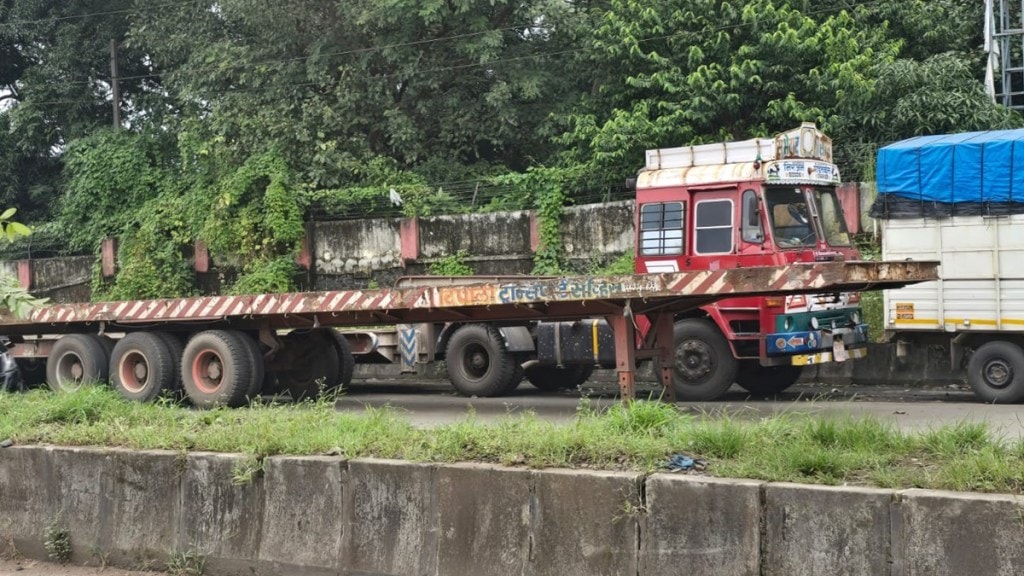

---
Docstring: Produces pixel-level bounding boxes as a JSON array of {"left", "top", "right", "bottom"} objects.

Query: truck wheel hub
[
  {"left": 984, "top": 359, "right": 1012, "bottom": 388},
  {"left": 676, "top": 341, "right": 713, "bottom": 381}
]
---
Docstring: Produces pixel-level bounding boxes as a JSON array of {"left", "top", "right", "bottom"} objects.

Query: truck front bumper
[{"left": 766, "top": 324, "right": 869, "bottom": 366}]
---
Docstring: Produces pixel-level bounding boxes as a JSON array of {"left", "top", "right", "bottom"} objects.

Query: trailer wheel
[
  {"left": 967, "top": 341, "right": 1024, "bottom": 403},
  {"left": 671, "top": 319, "right": 738, "bottom": 401},
  {"left": 525, "top": 364, "right": 595, "bottom": 391},
  {"left": 326, "top": 329, "right": 355, "bottom": 390},
  {"left": 735, "top": 362, "right": 802, "bottom": 397},
  {"left": 154, "top": 332, "right": 185, "bottom": 391},
  {"left": 278, "top": 330, "right": 340, "bottom": 401},
  {"left": 110, "top": 333, "right": 177, "bottom": 403},
  {"left": 17, "top": 358, "right": 47, "bottom": 388},
  {"left": 446, "top": 324, "right": 517, "bottom": 397},
  {"left": 232, "top": 331, "right": 266, "bottom": 401},
  {"left": 181, "top": 330, "right": 258, "bottom": 408},
  {"left": 45, "top": 334, "right": 110, "bottom": 392}
]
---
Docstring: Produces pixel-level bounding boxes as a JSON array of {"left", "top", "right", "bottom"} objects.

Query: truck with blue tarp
[{"left": 872, "top": 128, "right": 1024, "bottom": 402}]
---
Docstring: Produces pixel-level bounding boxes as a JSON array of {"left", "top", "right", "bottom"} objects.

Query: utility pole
[{"left": 110, "top": 39, "right": 121, "bottom": 130}]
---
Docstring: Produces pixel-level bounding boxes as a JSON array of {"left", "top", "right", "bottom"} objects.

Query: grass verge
[{"left": 2, "top": 388, "right": 1023, "bottom": 493}]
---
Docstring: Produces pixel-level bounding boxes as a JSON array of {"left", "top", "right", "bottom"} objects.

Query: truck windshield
[{"left": 764, "top": 187, "right": 851, "bottom": 248}]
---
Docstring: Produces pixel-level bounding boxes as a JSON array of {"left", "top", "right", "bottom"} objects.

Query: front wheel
[
  {"left": 735, "top": 362, "right": 803, "bottom": 397},
  {"left": 445, "top": 324, "right": 517, "bottom": 397},
  {"left": 671, "top": 319, "right": 738, "bottom": 401},
  {"left": 967, "top": 341, "right": 1024, "bottom": 403}
]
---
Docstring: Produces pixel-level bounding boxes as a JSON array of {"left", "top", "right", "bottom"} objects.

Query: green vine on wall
[
  {"left": 489, "top": 166, "right": 580, "bottom": 275},
  {"left": 427, "top": 250, "right": 476, "bottom": 276}
]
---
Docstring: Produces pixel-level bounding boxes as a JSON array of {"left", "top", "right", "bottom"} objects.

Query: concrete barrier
[
  {"left": 898, "top": 489, "right": 1024, "bottom": 576},
  {"left": 2, "top": 446, "right": 1022, "bottom": 575},
  {"left": 641, "top": 475, "right": 762, "bottom": 576},
  {"left": 763, "top": 483, "right": 894, "bottom": 576}
]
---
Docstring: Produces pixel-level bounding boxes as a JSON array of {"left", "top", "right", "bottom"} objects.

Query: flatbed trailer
[{"left": 1, "top": 261, "right": 935, "bottom": 406}]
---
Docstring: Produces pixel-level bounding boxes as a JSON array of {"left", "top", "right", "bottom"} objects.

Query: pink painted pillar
[
  {"left": 400, "top": 217, "right": 420, "bottom": 266},
  {"left": 529, "top": 211, "right": 540, "bottom": 252},
  {"left": 295, "top": 229, "right": 312, "bottom": 270},
  {"left": 16, "top": 260, "right": 31, "bottom": 290},
  {"left": 194, "top": 240, "right": 210, "bottom": 273},
  {"left": 101, "top": 238, "right": 117, "bottom": 278}
]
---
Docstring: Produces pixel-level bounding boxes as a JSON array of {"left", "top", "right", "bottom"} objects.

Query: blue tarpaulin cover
[{"left": 877, "top": 128, "right": 1024, "bottom": 204}]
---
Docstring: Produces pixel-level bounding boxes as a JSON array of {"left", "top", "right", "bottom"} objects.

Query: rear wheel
[
  {"left": 233, "top": 331, "right": 265, "bottom": 401},
  {"left": 181, "top": 330, "right": 258, "bottom": 408},
  {"left": 671, "top": 319, "right": 738, "bottom": 401},
  {"left": 110, "top": 332, "right": 177, "bottom": 403},
  {"left": 525, "top": 364, "right": 595, "bottom": 391},
  {"left": 277, "top": 330, "right": 340, "bottom": 401},
  {"left": 735, "top": 361, "right": 803, "bottom": 397},
  {"left": 46, "top": 334, "right": 110, "bottom": 392},
  {"left": 446, "top": 324, "right": 517, "bottom": 397},
  {"left": 967, "top": 341, "right": 1024, "bottom": 403},
  {"left": 326, "top": 329, "right": 356, "bottom": 390}
]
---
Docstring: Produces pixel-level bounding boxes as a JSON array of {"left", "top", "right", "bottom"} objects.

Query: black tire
[
  {"left": 525, "top": 364, "right": 595, "bottom": 391},
  {"left": 967, "top": 341, "right": 1024, "bottom": 404},
  {"left": 181, "top": 330, "right": 259, "bottom": 409},
  {"left": 671, "top": 319, "right": 738, "bottom": 401},
  {"left": 46, "top": 334, "right": 110, "bottom": 392},
  {"left": 109, "top": 333, "right": 177, "bottom": 403},
  {"left": 154, "top": 332, "right": 185, "bottom": 391},
  {"left": 735, "top": 361, "right": 803, "bottom": 397},
  {"left": 326, "top": 329, "right": 356, "bottom": 390},
  {"left": 445, "top": 324, "right": 517, "bottom": 397},
  {"left": 232, "top": 331, "right": 266, "bottom": 402},
  {"left": 278, "top": 330, "right": 340, "bottom": 401}
]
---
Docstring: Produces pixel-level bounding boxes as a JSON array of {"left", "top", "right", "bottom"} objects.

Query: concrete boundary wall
[{"left": 0, "top": 447, "right": 1020, "bottom": 575}]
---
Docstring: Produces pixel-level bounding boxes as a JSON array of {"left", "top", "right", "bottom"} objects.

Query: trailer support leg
[
  {"left": 652, "top": 313, "right": 676, "bottom": 402},
  {"left": 608, "top": 314, "right": 637, "bottom": 401}
]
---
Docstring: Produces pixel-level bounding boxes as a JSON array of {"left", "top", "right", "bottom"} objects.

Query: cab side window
[
  {"left": 695, "top": 199, "right": 734, "bottom": 254},
  {"left": 741, "top": 190, "right": 764, "bottom": 243},
  {"left": 639, "top": 202, "right": 684, "bottom": 256}
]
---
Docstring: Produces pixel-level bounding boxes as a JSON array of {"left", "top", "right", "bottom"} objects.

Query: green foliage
[
  {"left": 167, "top": 549, "right": 206, "bottom": 576},
  {"left": 591, "top": 252, "right": 636, "bottom": 276},
  {"left": 230, "top": 256, "right": 299, "bottom": 295},
  {"left": 43, "top": 519, "right": 71, "bottom": 563},
  {"left": 59, "top": 129, "right": 185, "bottom": 253},
  {"left": 427, "top": 250, "right": 475, "bottom": 277}
]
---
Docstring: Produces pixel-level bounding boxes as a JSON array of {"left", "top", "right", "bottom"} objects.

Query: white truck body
[{"left": 882, "top": 214, "right": 1024, "bottom": 334}]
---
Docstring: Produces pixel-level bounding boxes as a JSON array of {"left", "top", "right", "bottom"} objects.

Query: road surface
[{"left": 335, "top": 379, "right": 1024, "bottom": 437}]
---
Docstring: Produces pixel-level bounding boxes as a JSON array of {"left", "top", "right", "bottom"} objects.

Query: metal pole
[{"left": 110, "top": 39, "right": 121, "bottom": 130}]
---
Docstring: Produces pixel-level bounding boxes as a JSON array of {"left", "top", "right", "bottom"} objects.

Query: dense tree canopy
[{"left": 0, "top": 0, "right": 1019, "bottom": 296}]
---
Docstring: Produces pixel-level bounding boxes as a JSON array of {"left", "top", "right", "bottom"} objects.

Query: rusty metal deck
[{"left": 0, "top": 261, "right": 936, "bottom": 335}]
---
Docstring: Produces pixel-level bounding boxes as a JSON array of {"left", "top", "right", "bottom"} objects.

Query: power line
[
  {"left": 6, "top": 0, "right": 893, "bottom": 106},
  {"left": 0, "top": 0, "right": 201, "bottom": 28}
]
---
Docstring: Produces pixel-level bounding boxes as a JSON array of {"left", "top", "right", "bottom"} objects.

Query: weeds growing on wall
[{"left": 427, "top": 250, "right": 475, "bottom": 276}]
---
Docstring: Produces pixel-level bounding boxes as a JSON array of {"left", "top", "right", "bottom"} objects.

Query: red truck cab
[{"left": 634, "top": 124, "right": 868, "bottom": 400}]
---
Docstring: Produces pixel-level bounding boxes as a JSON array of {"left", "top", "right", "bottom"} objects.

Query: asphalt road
[{"left": 334, "top": 379, "right": 1024, "bottom": 438}]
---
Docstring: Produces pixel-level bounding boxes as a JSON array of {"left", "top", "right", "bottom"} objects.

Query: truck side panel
[{"left": 883, "top": 215, "right": 1024, "bottom": 333}]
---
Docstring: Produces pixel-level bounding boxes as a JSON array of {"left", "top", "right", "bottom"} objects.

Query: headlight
[
  {"left": 810, "top": 317, "right": 819, "bottom": 330},
  {"left": 784, "top": 316, "right": 794, "bottom": 331}
]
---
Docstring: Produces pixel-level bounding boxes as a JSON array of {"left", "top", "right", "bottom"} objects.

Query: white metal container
[{"left": 882, "top": 214, "right": 1024, "bottom": 334}]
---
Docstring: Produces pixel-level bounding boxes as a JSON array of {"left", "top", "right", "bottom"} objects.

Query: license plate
[{"left": 833, "top": 338, "right": 848, "bottom": 362}]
